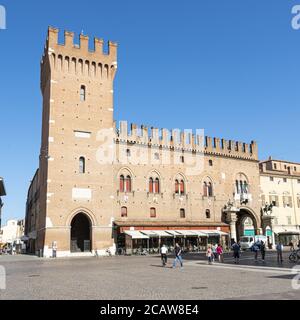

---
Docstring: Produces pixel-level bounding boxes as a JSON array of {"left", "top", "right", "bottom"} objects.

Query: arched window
[
  {"left": 149, "top": 177, "right": 154, "bottom": 193},
  {"left": 175, "top": 179, "right": 179, "bottom": 194},
  {"left": 180, "top": 180, "right": 185, "bottom": 195},
  {"left": 180, "top": 208, "right": 185, "bottom": 218},
  {"left": 235, "top": 173, "right": 249, "bottom": 195},
  {"left": 121, "top": 206, "right": 127, "bottom": 218},
  {"left": 125, "top": 175, "right": 132, "bottom": 192},
  {"left": 203, "top": 179, "right": 213, "bottom": 197},
  {"left": 79, "top": 157, "right": 85, "bottom": 174},
  {"left": 206, "top": 209, "right": 211, "bottom": 219},
  {"left": 154, "top": 178, "right": 160, "bottom": 194},
  {"left": 208, "top": 182, "right": 213, "bottom": 197},
  {"left": 236, "top": 180, "right": 240, "bottom": 194},
  {"left": 120, "top": 175, "right": 125, "bottom": 192},
  {"left": 80, "top": 85, "right": 86, "bottom": 101},
  {"left": 243, "top": 181, "right": 248, "bottom": 194},
  {"left": 203, "top": 182, "right": 208, "bottom": 197},
  {"left": 150, "top": 207, "right": 156, "bottom": 218}
]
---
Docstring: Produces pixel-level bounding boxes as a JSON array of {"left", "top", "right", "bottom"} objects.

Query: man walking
[
  {"left": 161, "top": 244, "right": 168, "bottom": 266},
  {"left": 252, "top": 240, "right": 260, "bottom": 262},
  {"left": 231, "top": 241, "right": 240, "bottom": 264},
  {"left": 172, "top": 243, "right": 183, "bottom": 269},
  {"left": 260, "top": 240, "right": 266, "bottom": 263},
  {"left": 276, "top": 241, "right": 283, "bottom": 263}
]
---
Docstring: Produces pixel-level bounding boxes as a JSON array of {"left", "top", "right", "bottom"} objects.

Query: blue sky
[{"left": 0, "top": 0, "right": 300, "bottom": 223}]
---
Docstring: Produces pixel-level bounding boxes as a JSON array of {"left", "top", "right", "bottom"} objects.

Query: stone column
[
  {"left": 229, "top": 213, "right": 238, "bottom": 242},
  {"left": 262, "top": 215, "right": 275, "bottom": 249},
  {"left": 224, "top": 209, "right": 239, "bottom": 243}
]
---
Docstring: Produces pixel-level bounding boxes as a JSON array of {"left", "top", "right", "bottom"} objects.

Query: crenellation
[
  {"left": 130, "top": 124, "right": 138, "bottom": 139},
  {"left": 244, "top": 143, "right": 249, "bottom": 156},
  {"left": 108, "top": 41, "right": 118, "bottom": 59},
  {"left": 214, "top": 137, "right": 220, "bottom": 151},
  {"left": 79, "top": 34, "right": 89, "bottom": 52},
  {"left": 114, "top": 121, "right": 257, "bottom": 160},
  {"left": 205, "top": 136, "right": 213, "bottom": 151},
  {"left": 45, "top": 27, "right": 117, "bottom": 62},
  {"left": 94, "top": 38, "right": 104, "bottom": 54},
  {"left": 151, "top": 127, "right": 159, "bottom": 144},
  {"left": 172, "top": 129, "right": 180, "bottom": 147},
  {"left": 64, "top": 31, "right": 75, "bottom": 48},
  {"left": 161, "top": 128, "right": 169, "bottom": 146},
  {"left": 47, "top": 27, "right": 59, "bottom": 48}
]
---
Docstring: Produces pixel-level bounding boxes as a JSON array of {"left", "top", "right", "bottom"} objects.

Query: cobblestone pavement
[{"left": 0, "top": 251, "right": 299, "bottom": 300}]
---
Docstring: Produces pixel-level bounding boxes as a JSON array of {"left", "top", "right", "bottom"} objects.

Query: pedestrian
[
  {"left": 217, "top": 243, "right": 224, "bottom": 263},
  {"left": 206, "top": 245, "right": 213, "bottom": 265},
  {"left": 172, "top": 243, "right": 183, "bottom": 269},
  {"left": 161, "top": 244, "right": 168, "bottom": 266},
  {"left": 260, "top": 240, "right": 266, "bottom": 263},
  {"left": 289, "top": 241, "right": 294, "bottom": 251},
  {"left": 276, "top": 241, "right": 283, "bottom": 263},
  {"left": 252, "top": 240, "right": 260, "bottom": 262},
  {"left": 231, "top": 241, "right": 240, "bottom": 264},
  {"left": 297, "top": 240, "right": 300, "bottom": 249},
  {"left": 211, "top": 243, "right": 216, "bottom": 262}
]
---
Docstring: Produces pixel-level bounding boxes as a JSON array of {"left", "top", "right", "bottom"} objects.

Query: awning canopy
[
  {"left": 190, "top": 230, "right": 209, "bottom": 237},
  {"left": 123, "top": 229, "right": 229, "bottom": 239},
  {"left": 124, "top": 231, "right": 149, "bottom": 239},
  {"left": 201, "top": 230, "right": 229, "bottom": 237},
  {"left": 165, "top": 230, "right": 183, "bottom": 236},
  {"left": 175, "top": 230, "right": 199, "bottom": 237},
  {"left": 152, "top": 230, "right": 173, "bottom": 238},
  {"left": 140, "top": 230, "right": 159, "bottom": 237},
  {"left": 277, "top": 231, "right": 300, "bottom": 235}
]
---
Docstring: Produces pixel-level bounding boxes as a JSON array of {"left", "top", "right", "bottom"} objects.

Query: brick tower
[{"left": 37, "top": 27, "right": 118, "bottom": 256}]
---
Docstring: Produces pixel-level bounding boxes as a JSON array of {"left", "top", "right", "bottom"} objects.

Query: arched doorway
[
  {"left": 236, "top": 209, "right": 258, "bottom": 241},
  {"left": 70, "top": 213, "right": 92, "bottom": 252}
]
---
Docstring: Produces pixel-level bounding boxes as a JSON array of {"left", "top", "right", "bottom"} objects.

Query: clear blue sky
[{"left": 0, "top": 0, "right": 300, "bottom": 223}]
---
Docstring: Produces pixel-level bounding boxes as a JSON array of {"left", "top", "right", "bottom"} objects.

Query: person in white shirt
[
  {"left": 276, "top": 241, "right": 284, "bottom": 263},
  {"left": 161, "top": 244, "right": 168, "bottom": 266}
]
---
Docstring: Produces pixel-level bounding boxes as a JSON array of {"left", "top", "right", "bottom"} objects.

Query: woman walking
[
  {"left": 206, "top": 245, "right": 213, "bottom": 265},
  {"left": 217, "top": 244, "right": 224, "bottom": 263}
]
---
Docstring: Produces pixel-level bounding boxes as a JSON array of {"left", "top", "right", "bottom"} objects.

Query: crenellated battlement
[
  {"left": 115, "top": 121, "right": 258, "bottom": 161},
  {"left": 45, "top": 26, "right": 117, "bottom": 59},
  {"left": 40, "top": 27, "right": 118, "bottom": 92}
]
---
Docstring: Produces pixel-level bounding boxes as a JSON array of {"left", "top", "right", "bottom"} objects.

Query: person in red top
[{"left": 216, "top": 244, "right": 224, "bottom": 263}]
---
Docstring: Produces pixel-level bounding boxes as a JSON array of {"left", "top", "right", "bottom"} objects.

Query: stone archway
[
  {"left": 70, "top": 213, "right": 92, "bottom": 252},
  {"left": 236, "top": 209, "right": 258, "bottom": 241}
]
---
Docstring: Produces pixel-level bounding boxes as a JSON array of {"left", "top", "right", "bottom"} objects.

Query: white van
[{"left": 239, "top": 235, "right": 267, "bottom": 250}]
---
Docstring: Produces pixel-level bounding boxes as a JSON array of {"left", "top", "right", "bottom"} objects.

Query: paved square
[{"left": 0, "top": 251, "right": 300, "bottom": 300}]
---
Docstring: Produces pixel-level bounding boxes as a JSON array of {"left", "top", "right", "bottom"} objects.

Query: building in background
[
  {"left": 25, "top": 169, "right": 39, "bottom": 254},
  {"left": 260, "top": 158, "right": 300, "bottom": 246},
  {"left": 0, "top": 219, "right": 25, "bottom": 246},
  {"left": 0, "top": 177, "right": 6, "bottom": 230}
]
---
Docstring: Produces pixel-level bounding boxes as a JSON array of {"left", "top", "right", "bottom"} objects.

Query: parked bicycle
[{"left": 289, "top": 249, "right": 300, "bottom": 263}]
